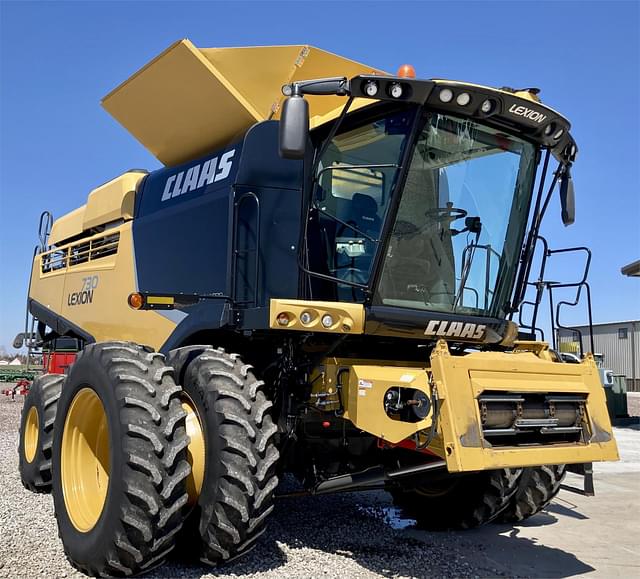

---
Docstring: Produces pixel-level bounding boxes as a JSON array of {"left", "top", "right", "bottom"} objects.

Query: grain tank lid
[
  {"left": 101, "top": 39, "right": 387, "bottom": 167},
  {"left": 49, "top": 206, "right": 86, "bottom": 246},
  {"left": 48, "top": 171, "right": 146, "bottom": 246}
]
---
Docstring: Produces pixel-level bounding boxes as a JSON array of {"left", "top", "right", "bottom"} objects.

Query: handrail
[
  {"left": 37, "top": 211, "right": 53, "bottom": 254},
  {"left": 516, "top": 235, "right": 594, "bottom": 355},
  {"left": 232, "top": 191, "right": 261, "bottom": 307}
]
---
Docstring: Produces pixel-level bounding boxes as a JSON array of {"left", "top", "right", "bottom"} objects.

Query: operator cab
[{"left": 306, "top": 103, "right": 536, "bottom": 321}]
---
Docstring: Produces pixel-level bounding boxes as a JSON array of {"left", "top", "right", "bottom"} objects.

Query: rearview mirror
[
  {"left": 12, "top": 333, "right": 25, "bottom": 349},
  {"left": 13, "top": 331, "right": 37, "bottom": 349},
  {"left": 279, "top": 95, "right": 309, "bottom": 160},
  {"left": 560, "top": 166, "right": 575, "bottom": 226}
]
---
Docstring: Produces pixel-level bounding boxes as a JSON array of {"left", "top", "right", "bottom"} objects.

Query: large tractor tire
[
  {"left": 18, "top": 373, "right": 64, "bottom": 492},
  {"left": 51, "top": 342, "right": 191, "bottom": 577},
  {"left": 498, "top": 465, "right": 566, "bottom": 523},
  {"left": 167, "top": 346, "right": 279, "bottom": 566},
  {"left": 390, "top": 468, "right": 522, "bottom": 529}
]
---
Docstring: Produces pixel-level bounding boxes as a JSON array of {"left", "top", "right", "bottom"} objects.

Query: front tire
[
  {"left": 391, "top": 468, "right": 522, "bottom": 529},
  {"left": 498, "top": 465, "right": 566, "bottom": 523},
  {"left": 51, "top": 342, "right": 191, "bottom": 577},
  {"left": 167, "top": 347, "right": 279, "bottom": 566},
  {"left": 18, "top": 373, "right": 63, "bottom": 492}
]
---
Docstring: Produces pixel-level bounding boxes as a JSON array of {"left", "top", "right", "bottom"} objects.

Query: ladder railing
[
  {"left": 23, "top": 211, "right": 53, "bottom": 369},
  {"left": 516, "top": 235, "right": 594, "bottom": 355}
]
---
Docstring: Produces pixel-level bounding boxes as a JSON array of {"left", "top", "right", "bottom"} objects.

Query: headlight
[
  {"left": 321, "top": 314, "right": 334, "bottom": 328},
  {"left": 388, "top": 82, "right": 403, "bottom": 99},
  {"left": 456, "top": 92, "right": 471, "bottom": 106},
  {"left": 276, "top": 313, "right": 290, "bottom": 326},
  {"left": 480, "top": 99, "right": 495, "bottom": 114},
  {"left": 438, "top": 88, "right": 454, "bottom": 103},
  {"left": 363, "top": 80, "right": 379, "bottom": 97}
]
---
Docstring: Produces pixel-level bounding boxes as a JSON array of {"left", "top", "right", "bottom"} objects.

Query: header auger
[{"left": 16, "top": 39, "right": 617, "bottom": 577}]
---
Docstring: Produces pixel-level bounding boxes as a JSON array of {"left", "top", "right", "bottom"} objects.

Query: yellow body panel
[
  {"left": 30, "top": 223, "right": 177, "bottom": 351},
  {"left": 82, "top": 171, "right": 145, "bottom": 230},
  {"left": 269, "top": 298, "right": 365, "bottom": 334},
  {"left": 317, "top": 341, "right": 618, "bottom": 472},
  {"left": 49, "top": 206, "right": 86, "bottom": 246},
  {"left": 429, "top": 340, "right": 618, "bottom": 471},
  {"left": 102, "top": 39, "right": 386, "bottom": 166},
  {"left": 344, "top": 365, "right": 433, "bottom": 443},
  {"left": 48, "top": 172, "right": 144, "bottom": 247}
]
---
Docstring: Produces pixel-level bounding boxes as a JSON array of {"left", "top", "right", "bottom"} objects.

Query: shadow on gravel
[{"left": 154, "top": 479, "right": 594, "bottom": 578}]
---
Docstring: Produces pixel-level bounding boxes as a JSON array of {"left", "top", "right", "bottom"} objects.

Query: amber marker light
[
  {"left": 276, "top": 312, "right": 291, "bottom": 326},
  {"left": 397, "top": 64, "right": 416, "bottom": 78},
  {"left": 128, "top": 292, "right": 144, "bottom": 310}
]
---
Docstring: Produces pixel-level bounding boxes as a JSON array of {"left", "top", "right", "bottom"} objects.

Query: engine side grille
[{"left": 41, "top": 232, "right": 120, "bottom": 274}]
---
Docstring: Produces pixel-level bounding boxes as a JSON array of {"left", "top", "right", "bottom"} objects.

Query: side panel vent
[{"left": 42, "top": 232, "right": 120, "bottom": 274}]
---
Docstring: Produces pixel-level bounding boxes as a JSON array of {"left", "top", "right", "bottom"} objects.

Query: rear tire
[
  {"left": 51, "top": 342, "right": 190, "bottom": 577},
  {"left": 498, "top": 465, "right": 566, "bottom": 523},
  {"left": 391, "top": 468, "right": 522, "bottom": 529},
  {"left": 167, "top": 347, "right": 279, "bottom": 566},
  {"left": 18, "top": 373, "right": 63, "bottom": 492}
]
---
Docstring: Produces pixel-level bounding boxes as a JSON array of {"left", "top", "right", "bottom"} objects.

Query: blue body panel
[
  {"left": 131, "top": 121, "right": 306, "bottom": 347},
  {"left": 133, "top": 143, "right": 242, "bottom": 296}
]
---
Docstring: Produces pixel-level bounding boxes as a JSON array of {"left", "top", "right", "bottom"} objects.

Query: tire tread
[
  {"left": 169, "top": 347, "right": 279, "bottom": 566},
  {"left": 19, "top": 373, "right": 64, "bottom": 492},
  {"left": 52, "top": 341, "right": 190, "bottom": 577},
  {"left": 499, "top": 464, "right": 566, "bottom": 522}
]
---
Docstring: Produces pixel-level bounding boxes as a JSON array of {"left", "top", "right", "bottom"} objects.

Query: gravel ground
[
  {"left": 0, "top": 393, "right": 494, "bottom": 579},
  {"left": 3, "top": 390, "right": 637, "bottom": 578}
]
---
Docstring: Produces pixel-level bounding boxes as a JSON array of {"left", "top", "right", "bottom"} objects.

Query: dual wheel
[
  {"left": 390, "top": 464, "right": 566, "bottom": 529},
  {"left": 18, "top": 342, "right": 279, "bottom": 577}
]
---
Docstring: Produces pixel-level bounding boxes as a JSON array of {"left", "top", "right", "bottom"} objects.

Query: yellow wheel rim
[
  {"left": 182, "top": 397, "right": 205, "bottom": 505},
  {"left": 24, "top": 406, "right": 39, "bottom": 463},
  {"left": 61, "top": 388, "right": 110, "bottom": 532}
]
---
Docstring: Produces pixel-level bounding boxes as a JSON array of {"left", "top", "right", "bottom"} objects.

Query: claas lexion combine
[{"left": 16, "top": 40, "right": 618, "bottom": 576}]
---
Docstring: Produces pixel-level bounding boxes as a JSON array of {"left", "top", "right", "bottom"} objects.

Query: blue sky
[{"left": 0, "top": 0, "right": 638, "bottom": 350}]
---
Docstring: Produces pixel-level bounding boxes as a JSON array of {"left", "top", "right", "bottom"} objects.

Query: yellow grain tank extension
[{"left": 102, "top": 39, "right": 387, "bottom": 166}]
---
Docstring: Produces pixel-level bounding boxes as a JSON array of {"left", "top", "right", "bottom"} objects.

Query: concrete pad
[{"left": 449, "top": 426, "right": 640, "bottom": 577}]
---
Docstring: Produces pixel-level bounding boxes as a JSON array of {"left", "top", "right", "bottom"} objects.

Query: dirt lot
[{"left": 1, "top": 392, "right": 638, "bottom": 578}]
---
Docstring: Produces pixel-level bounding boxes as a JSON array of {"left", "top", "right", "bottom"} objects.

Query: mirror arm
[
  {"left": 279, "top": 77, "right": 352, "bottom": 161},
  {"left": 284, "top": 77, "right": 350, "bottom": 98}
]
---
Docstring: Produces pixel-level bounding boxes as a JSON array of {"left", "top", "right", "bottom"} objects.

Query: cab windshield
[
  {"left": 311, "top": 110, "right": 536, "bottom": 317},
  {"left": 376, "top": 114, "right": 536, "bottom": 317}
]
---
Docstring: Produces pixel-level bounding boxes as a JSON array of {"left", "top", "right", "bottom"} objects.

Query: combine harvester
[{"left": 15, "top": 40, "right": 618, "bottom": 576}]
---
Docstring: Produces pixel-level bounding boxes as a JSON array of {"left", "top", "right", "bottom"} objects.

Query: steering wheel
[{"left": 335, "top": 266, "right": 368, "bottom": 286}]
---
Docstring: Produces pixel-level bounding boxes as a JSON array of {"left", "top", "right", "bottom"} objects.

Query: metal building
[{"left": 558, "top": 320, "right": 640, "bottom": 391}]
